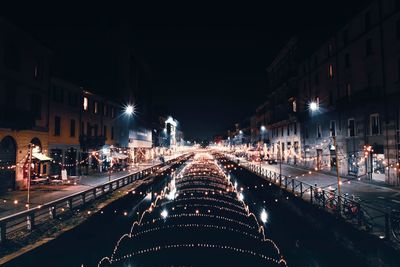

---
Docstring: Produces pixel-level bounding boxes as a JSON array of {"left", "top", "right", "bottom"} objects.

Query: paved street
[
  {"left": 234, "top": 157, "right": 400, "bottom": 212},
  {"left": 0, "top": 154, "right": 182, "bottom": 218}
]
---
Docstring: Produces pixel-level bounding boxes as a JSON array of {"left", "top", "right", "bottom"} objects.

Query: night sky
[{"left": 2, "top": 1, "right": 367, "bottom": 140}]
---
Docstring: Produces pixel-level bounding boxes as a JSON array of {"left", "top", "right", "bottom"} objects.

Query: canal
[{"left": 3, "top": 154, "right": 367, "bottom": 267}]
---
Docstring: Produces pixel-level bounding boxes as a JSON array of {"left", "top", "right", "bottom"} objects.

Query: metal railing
[
  {"left": 224, "top": 154, "right": 397, "bottom": 243},
  {"left": 0, "top": 154, "right": 191, "bottom": 244}
]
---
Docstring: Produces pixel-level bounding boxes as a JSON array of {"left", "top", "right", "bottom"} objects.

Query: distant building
[
  {"left": 254, "top": 37, "right": 302, "bottom": 164},
  {"left": 247, "top": 0, "right": 400, "bottom": 185},
  {"left": 48, "top": 78, "right": 81, "bottom": 177},
  {"left": 80, "top": 90, "right": 126, "bottom": 173},
  {"left": 297, "top": 0, "right": 400, "bottom": 184},
  {"left": 128, "top": 128, "right": 153, "bottom": 163}
]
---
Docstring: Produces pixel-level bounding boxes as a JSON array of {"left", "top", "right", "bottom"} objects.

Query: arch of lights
[{"left": 98, "top": 152, "right": 287, "bottom": 267}]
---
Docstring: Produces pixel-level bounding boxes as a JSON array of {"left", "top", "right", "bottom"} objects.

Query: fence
[
  {"left": 0, "top": 154, "right": 190, "bottom": 244},
  {"left": 224, "top": 154, "right": 398, "bottom": 243}
]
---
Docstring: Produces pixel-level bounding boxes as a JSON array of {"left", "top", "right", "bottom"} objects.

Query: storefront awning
[
  {"left": 112, "top": 152, "right": 128, "bottom": 160},
  {"left": 32, "top": 152, "right": 53, "bottom": 162}
]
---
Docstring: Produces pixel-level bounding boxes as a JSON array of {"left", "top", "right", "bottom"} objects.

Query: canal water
[{"left": 3, "top": 158, "right": 365, "bottom": 267}]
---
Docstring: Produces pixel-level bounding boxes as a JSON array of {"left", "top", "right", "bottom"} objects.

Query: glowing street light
[
  {"left": 125, "top": 104, "right": 135, "bottom": 116},
  {"left": 260, "top": 125, "right": 266, "bottom": 132},
  {"left": 309, "top": 101, "right": 319, "bottom": 111},
  {"left": 260, "top": 209, "right": 268, "bottom": 223}
]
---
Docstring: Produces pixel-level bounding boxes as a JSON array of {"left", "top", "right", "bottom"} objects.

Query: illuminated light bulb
[
  {"left": 13, "top": 200, "right": 18, "bottom": 204},
  {"left": 161, "top": 209, "right": 168, "bottom": 219},
  {"left": 123, "top": 211, "right": 128, "bottom": 216},
  {"left": 260, "top": 209, "right": 268, "bottom": 223}
]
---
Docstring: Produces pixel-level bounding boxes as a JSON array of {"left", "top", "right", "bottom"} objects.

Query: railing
[
  {"left": 0, "top": 154, "right": 191, "bottom": 244},
  {"left": 223, "top": 154, "right": 397, "bottom": 243}
]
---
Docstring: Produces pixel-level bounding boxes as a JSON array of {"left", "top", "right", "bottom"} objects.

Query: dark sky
[{"left": 2, "top": 1, "right": 367, "bottom": 140}]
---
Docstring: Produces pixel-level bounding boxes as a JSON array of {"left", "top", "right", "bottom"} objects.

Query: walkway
[
  {"left": 235, "top": 157, "right": 400, "bottom": 212},
  {"left": 0, "top": 154, "right": 183, "bottom": 218}
]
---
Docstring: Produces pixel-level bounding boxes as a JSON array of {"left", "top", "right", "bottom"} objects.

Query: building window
[
  {"left": 328, "top": 43, "right": 333, "bottom": 57},
  {"left": 111, "top": 127, "right": 114, "bottom": 140},
  {"left": 348, "top": 118, "right": 355, "bottom": 137},
  {"left": 329, "top": 90, "right": 333, "bottom": 105},
  {"left": 103, "top": 104, "right": 108, "bottom": 116},
  {"left": 328, "top": 64, "right": 334, "bottom": 79},
  {"left": 292, "top": 100, "right": 297, "bottom": 112},
  {"left": 5, "top": 81, "right": 16, "bottom": 108},
  {"left": 345, "top": 53, "right": 350, "bottom": 68},
  {"left": 317, "top": 124, "right": 322, "bottom": 138},
  {"left": 81, "top": 122, "right": 85, "bottom": 135},
  {"left": 111, "top": 107, "right": 115, "bottom": 118},
  {"left": 367, "top": 72, "right": 373, "bottom": 88},
  {"left": 52, "top": 86, "right": 64, "bottom": 103},
  {"left": 54, "top": 116, "right": 61, "bottom": 136},
  {"left": 398, "top": 58, "right": 400, "bottom": 81},
  {"left": 330, "top": 120, "right": 336, "bottom": 137},
  {"left": 68, "top": 91, "right": 78, "bottom": 107},
  {"left": 365, "top": 11, "right": 371, "bottom": 30},
  {"left": 103, "top": 126, "right": 107, "bottom": 139},
  {"left": 70, "top": 119, "right": 76, "bottom": 137},
  {"left": 342, "top": 29, "right": 348, "bottom": 45},
  {"left": 370, "top": 113, "right": 380, "bottom": 135},
  {"left": 31, "top": 94, "right": 42, "bottom": 119},
  {"left": 346, "top": 83, "right": 352, "bottom": 102},
  {"left": 87, "top": 122, "right": 91, "bottom": 136},
  {"left": 93, "top": 101, "right": 98, "bottom": 114},
  {"left": 4, "top": 43, "right": 20, "bottom": 71},
  {"left": 366, "top": 38, "right": 373, "bottom": 56},
  {"left": 83, "top": 97, "right": 89, "bottom": 111}
]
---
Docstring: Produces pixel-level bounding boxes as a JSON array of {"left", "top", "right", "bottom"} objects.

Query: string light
[{"left": 98, "top": 152, "right": 287, "bottom": 267}]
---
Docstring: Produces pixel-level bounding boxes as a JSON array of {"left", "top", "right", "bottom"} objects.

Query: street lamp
[
  {"left": 260, "top": 125, "right": 266, "bottom": 132},
  {"left": 125, "top": 104, "right": 135, "bottom": 116},
  {"left": 309, "top": 101, "right": 319, "bottom": 111}
]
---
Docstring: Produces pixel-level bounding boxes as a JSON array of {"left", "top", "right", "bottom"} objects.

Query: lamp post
[
  {"left": 333, "top": 135, "right": 342, "bottom": 210},
  {"left": 26, "top": 143, "right": 33, "bottom": 210}
]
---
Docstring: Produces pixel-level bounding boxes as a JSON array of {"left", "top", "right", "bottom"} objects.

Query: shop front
[{"left": 128, "top": 129, "right": 153, "bottom": 164}]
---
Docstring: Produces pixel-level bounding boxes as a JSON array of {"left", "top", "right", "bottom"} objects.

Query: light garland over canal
[{"left": 98, "top": 152, "right": 287, "bottom": 267}]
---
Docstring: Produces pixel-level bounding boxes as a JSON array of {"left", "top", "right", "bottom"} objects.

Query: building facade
[
  {"left": 48, "top": 78, "right": 81, "bottom": 177},
  {"left": 262, "top": 38, "right": 302, "bottom": 164},
  {"left": 0, "top": 18, "right": 51, "bottom": 191},
  {"left": 245, "top": 0, "right": 400, "bottom": 185},
  {"left": 297, "top": 0, "right": 400, "bottom": 184}
]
